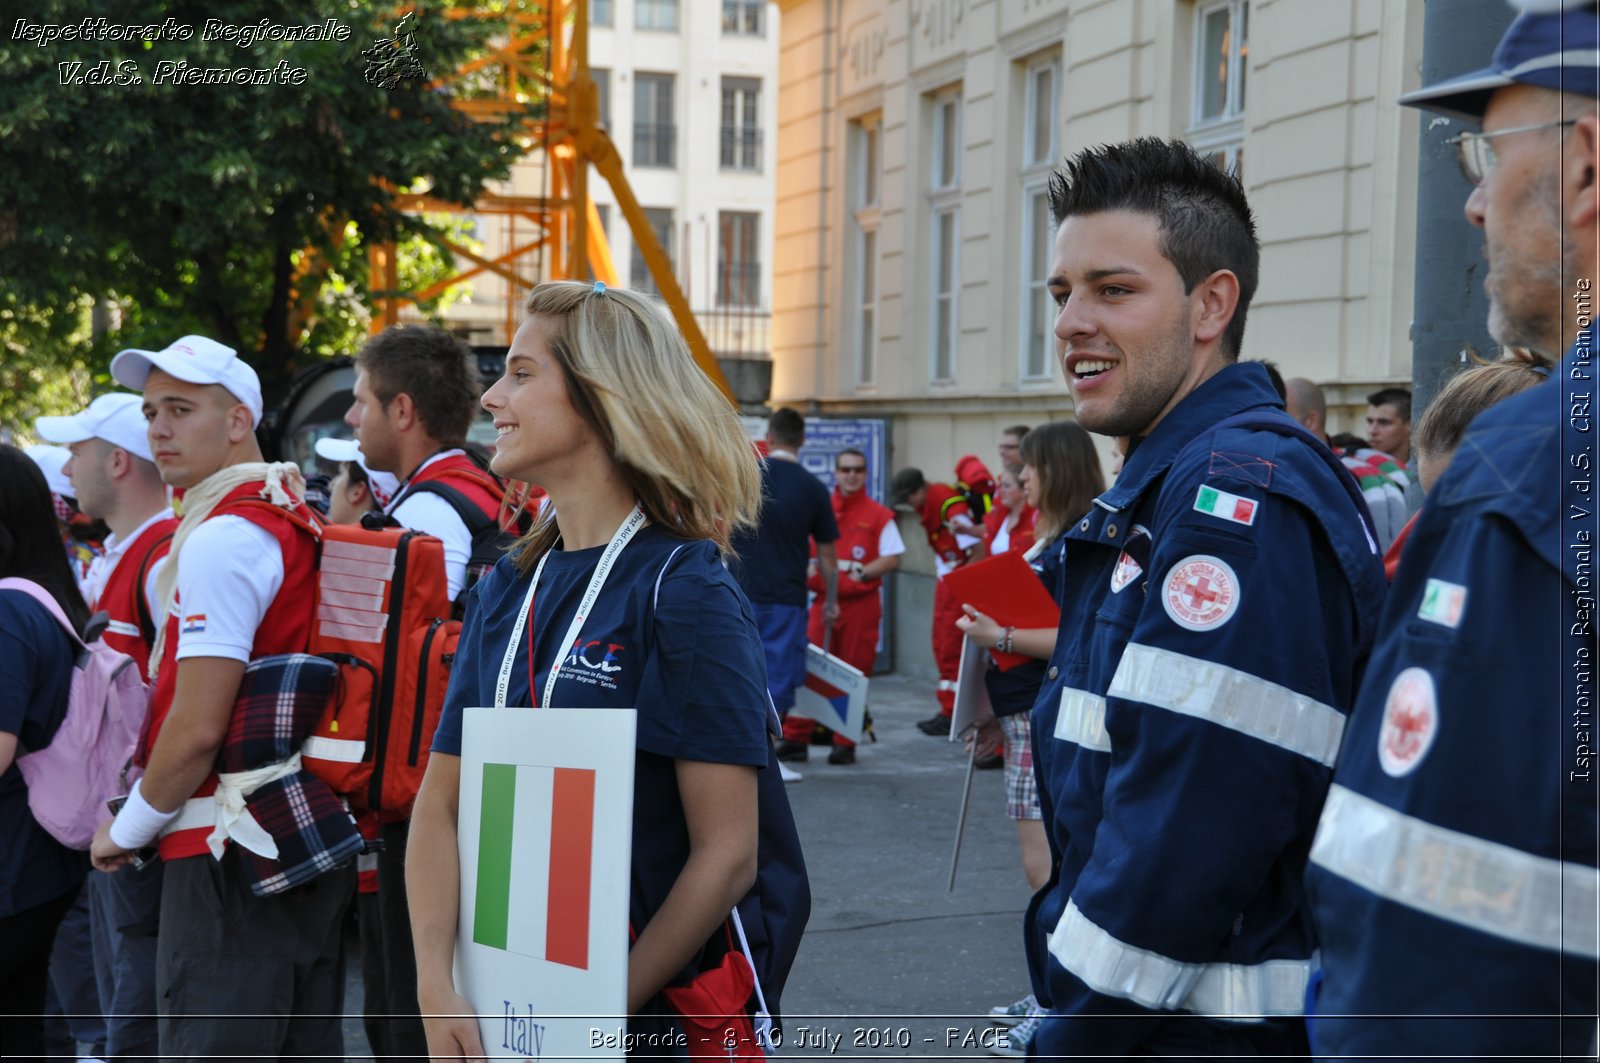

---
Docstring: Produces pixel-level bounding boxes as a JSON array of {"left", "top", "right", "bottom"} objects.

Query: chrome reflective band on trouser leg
[
  {"left": 1108, "top": 643, "right": 1345, "bottom": 766},
  {"left": 1054, "top": 688, "right": 1111, "bottom": 752},
  {"left": 1310, "top": 784, "right": 1600, "bottom": 959},
  {"left": 937, "top": 679, "right": 958, "bottom": 691},
  {"left": 1048, "top": 900, "right": 1312, "bottom": 1019}
]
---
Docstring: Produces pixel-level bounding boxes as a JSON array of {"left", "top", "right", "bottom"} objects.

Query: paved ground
[{"left": 342, "top": 671, "right": 1034, "bottom": 1060}]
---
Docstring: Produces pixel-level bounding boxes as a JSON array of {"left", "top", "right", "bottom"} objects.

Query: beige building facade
[{"left": 773, "top": 0, "right": 1427, "bottom": 672}]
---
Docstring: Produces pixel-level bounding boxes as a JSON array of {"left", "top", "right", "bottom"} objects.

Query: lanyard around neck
[{"left": 494, "top": 503, "right": 646, "bottom": 710}]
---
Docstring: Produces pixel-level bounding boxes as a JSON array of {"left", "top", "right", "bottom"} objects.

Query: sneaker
[
  {"left": 775, "top": 739, "right": 810, "bottom": 762},
  {"left": 987, "top": 993, "right": 1036, "bottom": 1027},
  {"left": 986, "top": 1007, "right": 1044, "bottom": 1057},
  {"left": 779, "top": 762, "right": 804, "bottom": 783},
  {"left": 916, "top": 713, "right": 952, "bottom": 736},
  {"left": 826, "top": 744, "right": 856, "bottom": 765}
]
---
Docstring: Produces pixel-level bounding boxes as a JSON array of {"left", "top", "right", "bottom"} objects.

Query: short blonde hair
[
  {"left": 512, "top": 282, "right": 762, "bottom": 569},
  {"left": 1414, "top": 348, "right": 1551, "bottom": 465}
]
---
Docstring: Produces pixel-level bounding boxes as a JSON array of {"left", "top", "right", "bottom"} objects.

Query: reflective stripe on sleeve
[
  {"left": 1053, "top": 688, "right": 1111, "bottom": 752},
  {"left": 302, "top": 735, "right": 366, "bottom": 764},
  {"left": 1048, "top": 900, "right": 1311, "bottom": 1019},
  {"left": 1310, "top": 784, "right": 1600, "bottom": 959},
  {"left": 1108, "top": 643, "right": 1345, "bottom": 766}
]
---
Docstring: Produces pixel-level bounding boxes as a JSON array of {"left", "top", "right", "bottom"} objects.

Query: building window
[
  {"left": 630, "top": 207, "right": 675, "bottom": 296},
  {"left": 1024, "top": 57, "right": 1059, "bottom": 169},
  {"left": 717, "top": 212, "right": 761, "bottom": 307},
  {"left": 636, "top": 0, "right": 678, "bottom": 32},
  {"left": 928, "top": 88, "right": 962, "bottom": 383},
  {"left": 592, "top": 0, "right": 613, "bottom": 27},
  {"left": 851, "top": 116, "right": 881, "bottom": 387},
  {"left": 1019, "top": 54, "right": 1060, "bottom": 380},
  {"left": 932, "top": 91, "right": 961, "bottom": 192},
  {"left": 722, "top": 0, "right": 763, "bottom": 35},
  {"left": 1190, "top": 0, "right": 1247, "bottom": 178},
  {"left": 931, "top": 209, "right": 958, "bottom": 382},
  {"left": 633, "top": 73, "right": 675, "bottom": 168},
  {"left": 720, "top": 77, "right": 762, "bottom": 172},
  {"left": 1020, "top": 188, "right": 1054, "bottom": 380},
  {"left": 592, "top": 67, "right": 610, "bottom": 129}
]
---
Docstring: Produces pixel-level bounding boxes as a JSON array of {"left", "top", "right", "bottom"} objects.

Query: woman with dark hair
[
  {"left": 0, "top": 443, "right": 93, "bottom": 1061},
  {"left": 956, "top": 421, "right": 1105, "bottom": 1052}
]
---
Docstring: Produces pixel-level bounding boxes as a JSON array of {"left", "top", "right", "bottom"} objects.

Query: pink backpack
[{"left": 1, "top": 578, "right": 151, "bottom": 849}]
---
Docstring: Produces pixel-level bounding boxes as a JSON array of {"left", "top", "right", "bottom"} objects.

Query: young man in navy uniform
[
  {"left": 1306, "top": 4, "right": 1600, "bottom": 1055},
  {"left": 1022, "top": 139, "right": 1386, "bottom": 1057}
]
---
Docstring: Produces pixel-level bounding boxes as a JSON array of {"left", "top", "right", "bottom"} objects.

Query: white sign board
[
  {"left": 950, "top": 637, "right": 994, "bottom": 741},
  {"left": 794, "top": 644, "right": 869, "bottom": 743},
  {"left": 456, "top": 706, "right": 638, "bottom": 1060}
]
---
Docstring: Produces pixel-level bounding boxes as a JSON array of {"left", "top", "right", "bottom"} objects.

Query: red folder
[{"left": 941, "top": 550, "right": 1060, "bottom": 671}]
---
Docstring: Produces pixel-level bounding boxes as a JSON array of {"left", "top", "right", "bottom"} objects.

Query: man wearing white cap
[
  {"left": 87, "top": 336, "right": 354, "bottom": 1061},
  {"left": 313, "top": 436, "right": 398, "bottom": 526},
  {"left": 37, "top": 392, "right": 178, "bottom": 1063},
  {"left": 1306, "top": 2, "right": 1599, "bottom": 1055}
]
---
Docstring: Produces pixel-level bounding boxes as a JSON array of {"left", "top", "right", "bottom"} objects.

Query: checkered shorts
[{"left": 1001, "top": 712, "right": 1041, "bottom": 821}]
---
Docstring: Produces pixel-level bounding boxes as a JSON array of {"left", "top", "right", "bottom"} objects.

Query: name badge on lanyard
[{"left": 494, "top": 504, "right": 647, "bottom": 710}]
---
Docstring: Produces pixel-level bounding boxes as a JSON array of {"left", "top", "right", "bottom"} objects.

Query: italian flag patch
[{"left": 1193, "top": 485, "right": 1258, "bottom": 527}]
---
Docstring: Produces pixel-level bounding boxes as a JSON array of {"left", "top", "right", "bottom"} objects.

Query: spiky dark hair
[{"left": 1047, "top": 137, "right": 1260, "bottom": 359}]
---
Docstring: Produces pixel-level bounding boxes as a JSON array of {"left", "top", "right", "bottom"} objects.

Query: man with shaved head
[{"left": 1285, "top": 377, "right": 1407, "bottom": 551}]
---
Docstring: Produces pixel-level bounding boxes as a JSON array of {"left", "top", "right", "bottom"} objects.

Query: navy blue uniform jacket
[{"left": 1025, "top": 362, "right": 1387, "bottom": 1055}]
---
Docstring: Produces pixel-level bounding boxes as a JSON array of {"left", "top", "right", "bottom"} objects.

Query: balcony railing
[
  {"left": 633, "top": 123, "right": 676, "bottom": 168},
  {"left": 696, "top": 306, "right": 770, "bottom": 361},
  {"left": 719, "top": 128, "right": 762, "bottom": 171}
]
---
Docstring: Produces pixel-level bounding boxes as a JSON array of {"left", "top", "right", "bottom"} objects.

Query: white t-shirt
[
  {"left": 388, "top": 451, "right": 475, "bottom": 601},
  {"left": 171, "top": 515, "right": 284, "bottom": 663},
  {"left": 84, "top": 508, "right": 174, "bottom": 619},
  {"left": 878, "top": 518, "right": 906, "bottom": 559}
]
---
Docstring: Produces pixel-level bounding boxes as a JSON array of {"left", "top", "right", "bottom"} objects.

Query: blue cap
[{"left": 1400, "top": 1, "right": 1599, "bottom": 121}]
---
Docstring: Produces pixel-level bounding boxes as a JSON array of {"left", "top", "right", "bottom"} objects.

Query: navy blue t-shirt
[
  {"left": 983, "top": 534, "right": 1065, "bottom": 716},
  {"left": 0, "top": 590, "right": 90, "bottom": 917},
  {"left": 729, "top": 458, "right": 839, "bottom": 606},
  {"left": 433, "top": 525, "right": 772, "bottom": 945}
]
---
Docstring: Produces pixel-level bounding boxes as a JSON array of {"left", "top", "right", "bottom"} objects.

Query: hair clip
[{"left": 592, "top": 281, "right": 607, "bottom": 296}]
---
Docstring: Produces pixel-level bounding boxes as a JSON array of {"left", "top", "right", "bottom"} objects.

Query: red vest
[
  {"left": 142, "top": 482, "right": 320, "bottom": 861},
  {"left": 404, "top": 452, "right": 505, "bottom": 525},
  {"left": 982, "top": 504, "right": 1038, "bottom": 556},
  {"left": 918, "top": 484, "right": 971, "bottom": 565},
  {"left": 95, "top": 516, "right": 179, "bottom": 682},
  {"left": 810, "top": 489, "right": 896, "bottom": 600}
]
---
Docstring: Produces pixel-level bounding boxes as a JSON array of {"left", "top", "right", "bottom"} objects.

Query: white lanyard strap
[{"left": 495, "top": 504, "right": 646, "bottom": 709}]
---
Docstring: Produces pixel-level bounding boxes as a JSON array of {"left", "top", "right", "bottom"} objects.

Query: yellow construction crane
[{"left": 368, "top": 0, "right": 735, "bottom": 401}]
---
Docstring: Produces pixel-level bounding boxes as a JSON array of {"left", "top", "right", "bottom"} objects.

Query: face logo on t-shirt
[
  {"left": 851, "top": 545, "right": 866, "bottom": 560},
  {"left": 561, "top": 637, "right": 626, "bottom": 690}
]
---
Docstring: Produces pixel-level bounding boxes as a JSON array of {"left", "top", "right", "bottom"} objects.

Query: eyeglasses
[
  {"left": 1446, "top": 119, "right": 1576, "bottom": 186},
  {"left": 836, "top": 465, "right": 867, "bottom": 474}
]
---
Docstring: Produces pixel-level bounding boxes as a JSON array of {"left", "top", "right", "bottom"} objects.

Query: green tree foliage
[{"left": 0, "top": 1, "right": 538, "bottom": 428}]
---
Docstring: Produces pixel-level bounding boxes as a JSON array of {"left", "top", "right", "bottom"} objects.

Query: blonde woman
[{"left": 408, "top": 281, "right": 782, "bottom": 1056}]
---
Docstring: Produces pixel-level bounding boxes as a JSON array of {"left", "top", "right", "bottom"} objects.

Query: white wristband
[{"left": 108, "top": 778, "right": 180, "bottom": 850}]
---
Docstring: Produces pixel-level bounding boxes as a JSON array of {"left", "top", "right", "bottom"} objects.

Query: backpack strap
[
  {"left": 133, "top": 532, "right": 175, "bottom": 646},
  {"left": 218, "top": 498, "right": 325, "bottom": 540},
  {"left": 0, "top": 577, "right": 85, "bottom": 649},
  {"left": 403, "top": 479, "right": 498, "bottom": 537}
]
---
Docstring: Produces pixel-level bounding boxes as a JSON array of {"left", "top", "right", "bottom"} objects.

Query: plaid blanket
[{"left": 219, "top": 653, "right": 363, "bottom": 897}]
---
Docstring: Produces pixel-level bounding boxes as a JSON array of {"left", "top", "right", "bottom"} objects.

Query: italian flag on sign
[
  {"left": 1193, "top": 484, "right": 1258, "bottom": 527},
  {"left": 472, "top": 764, "right": 596, "bottom": 969}
]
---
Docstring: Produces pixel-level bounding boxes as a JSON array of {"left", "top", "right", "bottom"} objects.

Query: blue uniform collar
[{"left": 1093, "top": 361, "right": 1285, "bottom": 513}]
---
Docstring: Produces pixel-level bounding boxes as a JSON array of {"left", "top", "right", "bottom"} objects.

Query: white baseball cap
[
  {"left": 25, "top": 444, "right": 75, "bottom": 500},
  {"left": 110, "top": 335, "right": 264, "bottom": 427},
  {"left": 34, "top": 393, "right": 154, "bottom": 462},
  {"left": 314, "top": 436, "right": 400, "bottom": 509}
]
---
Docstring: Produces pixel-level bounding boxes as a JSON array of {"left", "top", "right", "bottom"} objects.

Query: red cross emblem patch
[
  {"left": 1378, "top": 667, "right": 1438, "bottom": 777},
  {"left": 1162, "top": 555, "right": 1240, "bottom": 631}
]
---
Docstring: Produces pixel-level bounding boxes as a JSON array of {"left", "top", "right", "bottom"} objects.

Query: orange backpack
[{"left": 239, "top": 503, "right": 457, "bottom": 819}]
